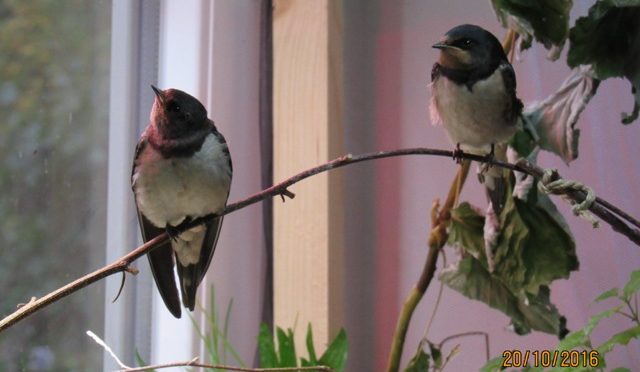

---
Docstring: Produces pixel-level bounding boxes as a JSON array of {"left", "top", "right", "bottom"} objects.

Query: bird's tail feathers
[
  {"left": 175, "top": 217, "right": 224, "bottom": 311},
  {"left": 484, "top": 172, "right": 508, "bottom": 215},
  {"left": 176, "top": 262, "right": 201, "bottom": 311},
  {"left": 478, "top": 143, "right": 509, "bottom": 215}
]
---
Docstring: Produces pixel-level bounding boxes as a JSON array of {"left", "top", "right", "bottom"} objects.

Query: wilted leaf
[
  {"left": 318, "top": 329, "right": 348, "bottom": 371},
  {"left": 492, "top": 0, "right": 572, "bottom": 58},
  {"left": 493, "top": 184, "right": 578, "bottom": 294},
  {"left": 568, "top": 0, "right": 640, "bottom": 123},
  {"left": 517, "top": 287, "right": 569, "bottom": 336},
  {"left": 507, "top": 146, "right": 538, "bottom": 203},
  {"left": 523, "top": 66, "right": 599, "bottom": 163},
  {"left": 404, "top": 347, "right": 430, "bottom": 372},
  {"left": 448, "top": 202, "right": 486, "bottom": 260},
  {"left": 440, "top": 257, "right": 567, "bottom": 336},
  {"left": 534, "top": 191, "right": 573, "bottom": 241}
]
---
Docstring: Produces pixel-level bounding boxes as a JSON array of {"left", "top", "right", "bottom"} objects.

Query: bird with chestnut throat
[
  {"left": 131, "top": 85, "right": 232, "bottom": 318},
  {"left": 430, "top": 24, "right": 522, "bottom": 213}
]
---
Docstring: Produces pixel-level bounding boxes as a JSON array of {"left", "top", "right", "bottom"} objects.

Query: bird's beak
[
  {"left": 432, "top": 42, "right": 455, "bottom": 50},
  {"left": 151, "top": 85, "right": 165, "bottom": 107}
]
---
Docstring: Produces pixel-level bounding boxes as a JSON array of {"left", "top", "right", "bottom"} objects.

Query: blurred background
[
  {"left": 0, "top": 0, "right": 638, "bottom": 371},
  {"left": 0, "top": 0, "right": 109, "bottom": 370}
]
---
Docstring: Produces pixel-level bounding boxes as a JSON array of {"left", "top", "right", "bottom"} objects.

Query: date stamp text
[{"left": 502, "top": 349, "right": 600, "bottom": 368}]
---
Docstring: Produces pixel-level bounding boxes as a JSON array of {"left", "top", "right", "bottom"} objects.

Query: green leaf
[
  {"left": 258, "top": 323, "right": 278, "bottom": 368},
  {"left": 305, "top": 323, "right": 318, "bottom": 364},
  {"left": 440, "top": 257, "right": 567, "bottom": 336},
  {"left": 428, "top": 341, "right": 442, "bottom": 369},
  {"left": 492, "top": 0, "right": 572, "bottom": 54},
  {"left": 509, "top": 128, "right": 537, "bottom": 159},
  {"left": 558, "top": 306, "right": 621, "bottom": 350},
  {"left": 319, "top": 329, "right": 348, "bottom": 371},
  {"left": 276, "top": 327, "right": 297, "bottom": 367},
  {"left": 480, "top": 355, "right": 505, "bottom": 372},
  {"left": 493, "top": 185, "right": 578, "bottom": 294},
  {"left": 448, "top": 202, "right": 486, "bottom": 260},
  {"left": 134, "top": 350, "right": 154, "bottom": 371},
  {"left": 404, "top": 347, "right": 430, "bottom": 372},
  {"left": 444, "top": 180, "right": 575, "bottom": 337},
  {"left": 594, "top": 288, "right": 619, "bottom": 302},
  {"left": 519, "top": 287, "right": 569, "bottom": 337},
  {"left": 597, "top": 326, "right": 640, "bottom": 353},
  {"left": 567, "top": 0, "right": 640, "bottom": 123},
  {"left": 623, "top": 270, "right": 640, "bottom": 299}
]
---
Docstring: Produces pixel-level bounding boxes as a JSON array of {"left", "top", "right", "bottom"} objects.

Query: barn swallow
[
  {"left": 131, "top": 85, "right": 232, "bottom": 318},
  {"left": 430, "top": 24, "right": 522, "bottom": 213}
]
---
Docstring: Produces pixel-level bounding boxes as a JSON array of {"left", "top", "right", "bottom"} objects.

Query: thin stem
[
  {"left": 121, "top": 363, "right": 332, "bottom": 372},
  {"left": 616, "top": 311, "right": 635, "bottom": 321},
  {"left": 635, "top": 295, "right": 639, "bottom": 326},
  {"left": 437, "top": 344, "right": 461, "bottom": 372},
  {"left": 438, "top": 331, "right": 490, "bottom": 361},
  {"left": 596, "top": 197, "right": 640, "bottom": 229},
  {"left": 514, "top": 160, "right": 640, "bottom": 245},
  {"left": 386, "top": 161, "right": 471, "bottom": 372},
  {"left": 422, "top": 276, "right": 445, "bottom": 341},
  {"left": 625, "top": 298, "right": 639, "bottom": 325}
]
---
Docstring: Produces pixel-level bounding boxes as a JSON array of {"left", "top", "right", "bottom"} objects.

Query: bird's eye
[
  {"left": 167, "top": 101, "right": 181, "bottom": 112},
  {"left": 462, "top": 39, "right": 472, "bottom": 47}
]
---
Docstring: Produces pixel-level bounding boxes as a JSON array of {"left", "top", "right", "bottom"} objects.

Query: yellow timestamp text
[{"left": 502, "top": 349, "right": 600, "bottom": 368}]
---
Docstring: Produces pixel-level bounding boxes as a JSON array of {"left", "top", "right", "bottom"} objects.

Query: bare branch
[
  {"left": 121, "top": 362, "right": 332, "bottom": 372},
  {"left": 88, "top": 329, "right": 332, "bottom": 372},
  {"left": 1, "top": 147, "right": 638, "bottom": 334}
]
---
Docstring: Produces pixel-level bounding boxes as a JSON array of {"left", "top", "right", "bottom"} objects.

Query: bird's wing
[
  {"left": 131, "top": 137, "right": 182, "bottom": 318},
  {"left": 176, "top": 120, "right": 231, "bottom": 311},
  {"left": 500, "top": 63, "right": 524, "bottom": 124},
  {"left": 431, "top": 62, "right": 442, "bottom": 82},
  {"left": 176, "top": 216, "right": 224, "bottom": 311},
  {"left": 210, "top": 119, "right": 233, "bottom": 173}
]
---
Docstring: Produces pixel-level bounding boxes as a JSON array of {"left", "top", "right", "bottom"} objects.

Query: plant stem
[
  {"left": 386, "top": 246, "right": 440, "bottom": 372},
  {"left": 385, "top": 161, "right": 471, "bottom": 372}
]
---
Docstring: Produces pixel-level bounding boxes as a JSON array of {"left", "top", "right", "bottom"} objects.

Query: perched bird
[
  {"left": 131, "top": 86, "right": 232, "bottom": 318},
  {"left": 430, "top": 24, "right": 522, "bottom": 213}
]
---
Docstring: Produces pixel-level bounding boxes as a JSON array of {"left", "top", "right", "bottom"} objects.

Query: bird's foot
[
  {"left": 453, "top": 144, "right": 464, "bottom": 164},
  {"left": 165, "top": 224, "right": 180, "bottom": 241},
  {"left": 165, "top": 217, "right": 192, "bottom": 241},
  {"left": 484, "top": 144, "right": 495, "bottom": 168}
]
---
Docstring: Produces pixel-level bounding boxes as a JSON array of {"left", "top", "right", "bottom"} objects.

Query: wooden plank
[{"left": 273, "top": 0, "right": 344, "bottom": 349}]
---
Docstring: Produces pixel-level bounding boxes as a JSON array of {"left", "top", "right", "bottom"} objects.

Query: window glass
[{"left": 0, "top": 0, "right": 111, "bottom": 369}]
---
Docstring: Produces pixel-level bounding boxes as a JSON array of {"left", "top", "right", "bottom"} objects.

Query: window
[{"left": 0, "top": 0, "right": 111, "bottom": 370}]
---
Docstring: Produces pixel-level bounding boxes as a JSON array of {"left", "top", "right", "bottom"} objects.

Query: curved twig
[
  {"left": 121, "top": 363, "right": 331, "bottom": 372},
  {"left": 0, "top": 147, "right": 638, "bottom": 333}
]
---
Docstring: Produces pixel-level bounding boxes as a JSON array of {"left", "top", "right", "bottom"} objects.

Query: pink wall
[
  {"left": 368, "top": 0, "right": 640, "bottom": 370},
  {"left": 205, "top": 1, "right": 640, "bottom": 370}
]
